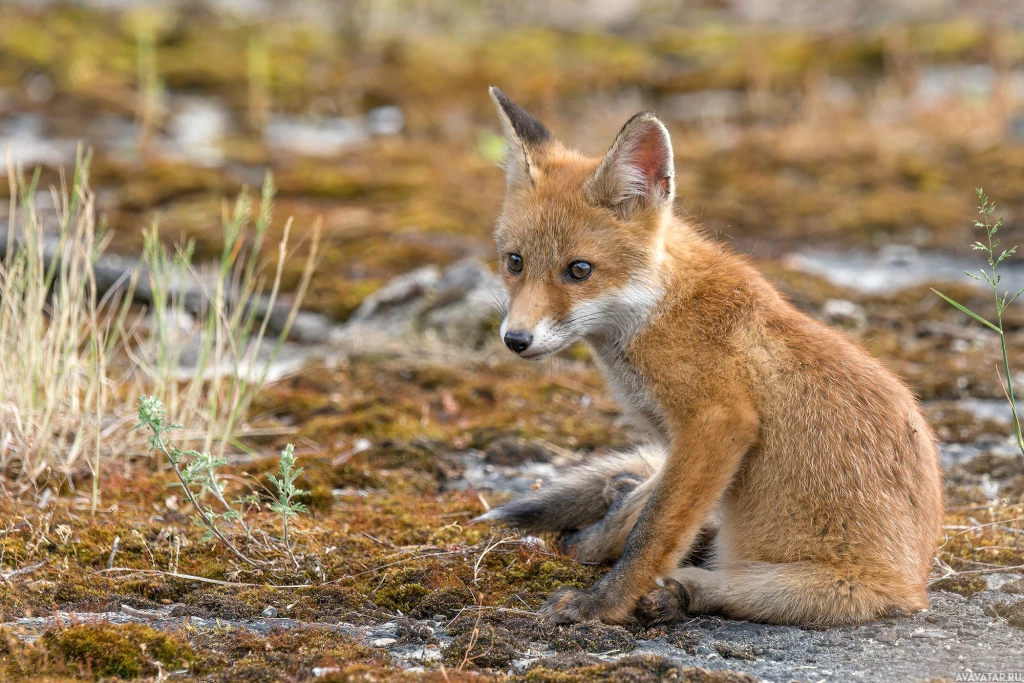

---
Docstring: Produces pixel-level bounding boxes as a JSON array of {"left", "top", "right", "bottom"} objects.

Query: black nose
[{"left": 504, "top": 330, "right": 533, "bottom": 354}]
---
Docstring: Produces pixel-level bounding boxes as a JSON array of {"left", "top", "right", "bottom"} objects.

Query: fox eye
[
  {"left": 567, "top": 261, "right": 593, "bottom": 281},
  {"left": 507, "top": 253, "right": 523, "bottom": 274}
]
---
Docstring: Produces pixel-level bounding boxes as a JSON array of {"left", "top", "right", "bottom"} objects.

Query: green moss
[
  {"left": 551, "top": 622, "right": 638, "bottom": 654},
  {"left": 525, "top": 655, "right": 759, "bottom": 682},
  {"left": 373, "top": 568, "right": 431, "bottom": 614},
  {"left": 503, "top": 559, "right": 602, "bottom": 598},
  {"left": 930, "top": 575, "right": 989, "bottom": 597},
  {"left": 189, "top": 626, "right": 389, "bottom": 681},
  {"left": 43, "top": 622, "right": 193, "bottom": 679},
  {"left": 442, "top": 624, "right": 518, "bottom": 671},
  {"left": 989, "top": 600, "right": 1024, "bottom": 629}
]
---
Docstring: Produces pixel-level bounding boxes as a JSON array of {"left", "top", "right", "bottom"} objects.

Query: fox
[{"left": 474, "top": 86, "right": 944, "bottom": 627}]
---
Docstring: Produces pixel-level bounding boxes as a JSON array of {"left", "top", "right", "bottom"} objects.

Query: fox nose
[{"left": 504, "top": 330, "right": 533, "bottom": 354}]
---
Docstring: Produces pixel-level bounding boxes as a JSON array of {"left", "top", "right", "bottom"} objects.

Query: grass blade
[{"left": 931, "top": 289, "right": 1000, "bottom": 333}]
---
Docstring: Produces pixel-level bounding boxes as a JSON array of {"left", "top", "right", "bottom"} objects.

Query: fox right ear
[
  {"left": 489, "top": 86, "right": 552, "bottom": 189},
  {"left": 587, "top": 112, "right": 675, "bottom": 218}
]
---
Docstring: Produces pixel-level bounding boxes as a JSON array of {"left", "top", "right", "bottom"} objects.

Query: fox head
[{"left": 490, "top": 87, "right": 675, "bottom": 359}]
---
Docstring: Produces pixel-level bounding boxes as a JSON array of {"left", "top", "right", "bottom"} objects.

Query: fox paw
[
  {"left": 634, "top": 579, "right": 691, "bottom": 625},
  {"left": 540, "top": 587, "right": 625, "bottom": 625}
]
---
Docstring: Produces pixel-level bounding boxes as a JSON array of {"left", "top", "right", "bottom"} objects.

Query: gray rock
[
  {"left": 339, "top": 259, "right": 504, "bottom": 348},
  {"left": 910, "top": 629, "right": 955, "bottom": 640},
  {"left": 823, "top": 298, "right": 867, "bottom": 328}
]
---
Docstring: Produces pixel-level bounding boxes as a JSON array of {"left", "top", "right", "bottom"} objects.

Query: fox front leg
[{"left": 540, "top": 402, "right": 758, "bottom": 625}]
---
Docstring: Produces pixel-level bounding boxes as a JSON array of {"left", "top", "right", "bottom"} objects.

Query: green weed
[{"left": 933, "top": 189, "right": 1024, "bottom": 458}]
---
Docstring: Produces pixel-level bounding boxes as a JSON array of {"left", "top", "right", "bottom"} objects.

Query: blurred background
[{"left": 4, "top": 0, "right": 1024, "bottom": 320}]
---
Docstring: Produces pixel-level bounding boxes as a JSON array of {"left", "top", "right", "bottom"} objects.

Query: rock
[
  {"left": 822, "top": 299, "right": 867, "bottom": 328},
  {"left": 1008, "top": 114, "right": 1024, "bottom": 143},
  {"left": 265, "top": 115, "right": 368, "bottom": 156},
  {"left": 261, "top": 606, "right": 278, "bottom": 618},
  {"left": 339, "top": 259, "right": 504, "bottom": 347},
  {"left": 484, "top": 437, "right": 552, "bottom": 466},
  {"left": 910, "top": 629, "right": 955, "bottom": 639},
  {"left": 313, "top": 666, "right": 340, "bottom": 677},
  {"left": 366, "top": 106, "right": 404, "bottom": 136},
  {"left": 350, "top": 265, "right": 441, "bottom": 323},
  {"left": 396, "top": 618, "right": 435, "bottom": 644}
]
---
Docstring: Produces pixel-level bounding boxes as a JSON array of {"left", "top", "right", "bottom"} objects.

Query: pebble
[
  {"left": 313, "top": 666, "right": 340, "bottom": 677},
  {"left": 822, "top": 298, "right": 867, "bottom": 327},
  {"left": 911, "top": 629, "right": 955, "bottom": 640}
]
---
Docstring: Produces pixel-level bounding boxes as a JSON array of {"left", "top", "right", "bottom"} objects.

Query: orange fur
[{"left": 481, "top": 88, "right": 943, "bottom": 627}]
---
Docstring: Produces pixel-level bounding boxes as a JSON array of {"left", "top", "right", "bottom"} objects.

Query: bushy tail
[{"left": 472, "top": 445, "right": 663, "bottom": 534}]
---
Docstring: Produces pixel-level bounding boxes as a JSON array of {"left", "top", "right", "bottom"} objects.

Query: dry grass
[
  {"left": 129, "top": 172, "right": 320, "bottom": 462},
  {"left": 0, "top": 153, "right": 320, "bottom": 510},
  {"left": 0, "top": 150, "right": 135, "bottom": 505}
]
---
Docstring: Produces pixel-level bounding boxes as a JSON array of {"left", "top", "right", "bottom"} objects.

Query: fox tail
[{"left": 472, "top": 445, "right": 664, "bottom": 562}]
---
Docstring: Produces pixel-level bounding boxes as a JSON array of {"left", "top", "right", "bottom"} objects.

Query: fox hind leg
[
  {"left": 636, "top": 562, "right": 919, "bottom": 626},
  {"left": 558, "top": 472, "right": 655, "bottom": 562}
]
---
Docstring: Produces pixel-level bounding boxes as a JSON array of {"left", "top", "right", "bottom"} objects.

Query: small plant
[
  {"left": 136, "top": 395, "right": 259, "bottom": 566},
  {"left": 933, "top": 189, "right": 1024, "bottom": 459},
  {"left": 136, "top": 395, "right": 310, "bottom": 568},
  {"left": 267, "top": 444, "right": 308, "bottom": 568}
]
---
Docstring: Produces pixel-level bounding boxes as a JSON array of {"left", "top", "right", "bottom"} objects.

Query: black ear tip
[
  {"left": 489, "top": 86, "right": 507, "bottom": 105},
  {"left": 489, "top": 87, "right": 552, "bottom": 147}
]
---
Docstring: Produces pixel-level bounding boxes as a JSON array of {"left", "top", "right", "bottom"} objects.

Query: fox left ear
[
  {"left": 587, "top": 112, "right": 674, "bottom": 217},
  {"left": 489, "top": 86, "right": 552, "bottom": 189}
]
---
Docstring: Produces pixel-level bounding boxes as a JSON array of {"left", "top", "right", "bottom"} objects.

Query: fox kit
[{"left": 476, "top": 87, "right": 944, "bottom": 627}]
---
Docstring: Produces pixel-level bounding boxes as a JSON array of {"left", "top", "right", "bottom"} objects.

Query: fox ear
[
  {"left": 489, "top": 86, "right": 552, "bottom": 189},
  {"left": 587, "top": 112, "right": 674, "bottom": 216}
]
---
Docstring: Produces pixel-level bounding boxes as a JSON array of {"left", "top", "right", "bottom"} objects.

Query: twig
[
  {"left": 929, "top": 564, "right": 1024, "bottom": 580},
  {"left": 107, "top": 535, "right": 120, "bottom": 570},
  {"left": 98, "top": 567, "right": 312, "bottom": 588},
  {"left": 473, "top": 536, "right": 513, "bottom": 585}
]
